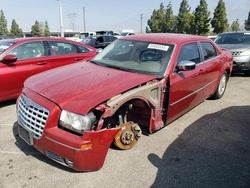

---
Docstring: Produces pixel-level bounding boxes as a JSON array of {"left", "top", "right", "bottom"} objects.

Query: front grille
[
  {"left": 18, "top": 95, "right": 49, "bottom": 139},
  {"left": 231, "top": 51, "right": 242, "bottom": 56}
]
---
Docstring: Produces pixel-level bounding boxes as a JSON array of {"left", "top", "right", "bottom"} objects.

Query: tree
[
  {"left": 0, "top": 10, "right": 8, "bottom": 35},
  {"left": 245, "top": 11, "right": 250, "bottom": 31},
  {"left": 147, "top": 3, "right": 165, "bottom": 33},
  {"left": 231, "top": 19, "right": 240, "bottom": 32},
  {"left": 211, "top": 0, "right": 229, "bottom": 34},
  {"left": 176, "top": 0, "right": 193, "bottom": 33},
  {"left": 44, "top": 20, "right": 50, "bottom": 37},
  {"left": 10, "top": 19, "right": 23, "bottom": 37},
  {"left": 163, "top": 2, "right": 177, "bottom": 33},
  {"left": 31, "top": 20, "right": 42, "bottom": 37},
  {"left": 193, "top": 0, "right": 210, "bottom": 35}
]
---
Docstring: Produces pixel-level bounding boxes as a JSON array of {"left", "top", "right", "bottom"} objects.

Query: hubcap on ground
[{"left": 114, "top": 121, "right": 142, "bottom": 150}]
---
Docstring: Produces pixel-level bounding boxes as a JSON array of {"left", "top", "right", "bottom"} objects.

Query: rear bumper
[{"left": 18, "top": 88, "right": 120, "bottom": 171}]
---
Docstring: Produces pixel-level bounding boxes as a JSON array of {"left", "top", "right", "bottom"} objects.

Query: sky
[{"left": 1, "top": 0, "right": 250, "bottom": 33}]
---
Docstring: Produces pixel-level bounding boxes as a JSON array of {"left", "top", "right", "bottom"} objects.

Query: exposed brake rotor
[{"left": 114, "top": 121, "right": 142, "bottom": 150}]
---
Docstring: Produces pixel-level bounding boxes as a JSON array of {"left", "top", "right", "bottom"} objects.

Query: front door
[
  {"left": 167, "top": 42, "right": 207, "bottom": 123},
  {"left": 0, "top": 41, "right": 48, "bottom": 100}
]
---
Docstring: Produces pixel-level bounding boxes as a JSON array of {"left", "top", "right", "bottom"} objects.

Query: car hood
[
  {"left": 218, "top": 44, "right": 250, "bottom": 51},
  {"left": 25, "top": 62, "right": 156, "bottom": 114}
]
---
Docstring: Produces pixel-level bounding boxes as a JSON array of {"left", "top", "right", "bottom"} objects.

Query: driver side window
[
  {"left": 177, "top": 43, "right": 201, "bottom": 64},
  {"left": 7, "top": 41, "right": 45, "bottom": 60}
]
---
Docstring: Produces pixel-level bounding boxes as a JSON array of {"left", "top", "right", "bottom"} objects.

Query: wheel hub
[{"left": 114, "top": 121, "right": 142, "bottom": 150}]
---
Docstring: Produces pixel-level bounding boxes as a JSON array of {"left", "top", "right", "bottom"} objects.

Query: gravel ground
[{"left": 0, "top": 75, "right": 250, "bottom": 188}]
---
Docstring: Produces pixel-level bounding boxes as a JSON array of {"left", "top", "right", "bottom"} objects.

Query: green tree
[
  {"left": 163, "top": 2, "right": 177, "bottom": 32},
  {"left": 194, "top": 0, "right": 210, "bottom": 35},
  {"left": 231, "top": 19, "right": 240, "bottom": 32},
  {"left": 147, "top": 3, "right": 165, "bottom": 33},
  {"left": 44, "top": 20, "right": 50, "bottom": 37},
  {"left": 0, "top": 10, "right": 8, "bottom": 35},
  {"left": 31, "top": 20, "right": 42, "bottom": 37},
  {"left": 176, "top": 0, "right": 193, "bottom": 33},
  {"left": 211, "top": 0, "right": 229, "bottom": 34},
  {"left": 245, "top": 11, "right": 250, "bottom": 30},
  {"left": 10, "top": 19, "right": 23, "bottom": 37}
]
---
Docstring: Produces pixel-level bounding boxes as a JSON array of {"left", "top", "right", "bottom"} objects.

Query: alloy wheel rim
[{"left": 218, "top": 74, "right": 226, "bottom": 95}]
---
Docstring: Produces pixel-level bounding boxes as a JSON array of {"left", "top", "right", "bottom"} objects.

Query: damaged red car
[{"left": 16, "top": 34, "right": 232, "bottom": 171}]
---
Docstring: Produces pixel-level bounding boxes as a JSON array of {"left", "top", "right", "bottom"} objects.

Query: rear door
[
  {"left": 46, "top": 40, "right": 93, "bottom": 69},
  {"left": 0, "top": 41, "right": 48, "bottom": 100},
  {"left": 199, "top": 42, "right": 221, "bottom": 98},
  {"left": 167, "top": 42, "right": 207, "bottom": 122}
]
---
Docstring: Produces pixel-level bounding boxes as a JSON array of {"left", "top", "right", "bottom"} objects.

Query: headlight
[
  {"left": 59, "top": 110, "right": 96, "bottom": 134},
  {"left": 240, "top": 51, "right": 250, "bottom": 56}
]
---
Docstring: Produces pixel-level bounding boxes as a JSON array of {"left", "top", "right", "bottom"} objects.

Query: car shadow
[
  {"left": 12, "top": 121, "right": 78, "bottom": 173},
  {"left": 148, "top": 106, "right": 250, "bottom": 188},
  {"left": 0, "top": 99, "right": 16, "bottom": 108}
]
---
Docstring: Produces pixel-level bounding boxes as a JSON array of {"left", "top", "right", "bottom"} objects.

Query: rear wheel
[{"left": 211, "top": 72, "right": 228, "bottom": 99}]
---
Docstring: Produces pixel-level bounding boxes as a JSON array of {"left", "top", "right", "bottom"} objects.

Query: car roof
[
  {"left": 121, "top": 33, "right": 210, "bottom": 45},
  {"left": 0, "top": 37, "right": 78, "bottom": 44}
]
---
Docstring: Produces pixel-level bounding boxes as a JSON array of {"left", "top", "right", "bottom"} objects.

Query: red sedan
[
  {"left": 0, "top": 37, "right": 96, "bottom": 102},
  {"left": 16, "top": 34, "right": 232, "bottom": 171}
]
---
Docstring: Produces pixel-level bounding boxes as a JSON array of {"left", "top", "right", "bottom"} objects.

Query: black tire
[
  {"left": 244, "top": 70, "right": 250, "bottom": 76},
  {"left": 211, "top": 72, "right": 228, "bottom": 99}
]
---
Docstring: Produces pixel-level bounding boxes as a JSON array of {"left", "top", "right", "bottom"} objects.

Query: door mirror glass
[
  {"left": 176, "top": 60, "right": 196, "bottom": 71},
  {"left": 2, "top": 54, "right": 17, "bottom": 64}
]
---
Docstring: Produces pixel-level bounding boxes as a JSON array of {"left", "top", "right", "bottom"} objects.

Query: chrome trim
[
  {"left": 46, "top": 137, "right": 84, "bottom": 151},
  {"left": 170, "top": 79, "right": 217, "bottom": 106},
  {"left": 18, "top": 95, "right": 49, "bottom": 139}
]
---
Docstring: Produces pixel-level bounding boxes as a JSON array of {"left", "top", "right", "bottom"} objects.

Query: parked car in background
[
  {"left": 81, "top": 35, "right": 117, "bottom": 49},
  {"left": 0, "top": 34, "right": 17, "bottom": 40},
  {"left": 16, "top": 33, "right": 232, "bottom": 171},
  {"left": 121, "top": 32, "right": 135, "bottom": 36},
  {"left": 215, "top": 32, "right": 250, "bottom": 75},
  {"left": 79, "top": 32, "right": 96, "bottom": 39},
  {"left": 0, "top": 37, "right": 97, "bottom": 102},
  {"left": 96, "top": 30, "right": 114, "bottom": 36}
]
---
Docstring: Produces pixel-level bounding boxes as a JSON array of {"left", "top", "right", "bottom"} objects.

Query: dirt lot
[{"left": 0, "top": 76, "right": 250, "bottom": 188}]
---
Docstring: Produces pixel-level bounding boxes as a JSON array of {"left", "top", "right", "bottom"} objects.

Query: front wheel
[
  {"left": 114, "top": 121, "right": 142, "bottom": 150},
  {"left": 211, "top": 72, "right": 228, "bottom": 99}
]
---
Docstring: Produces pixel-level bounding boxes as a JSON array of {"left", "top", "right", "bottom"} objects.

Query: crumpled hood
[
  {"left": 25, "top": 62, "right": 156, "bottom": 114},
  {"left": 218, "top": 44, "right": 250, "bottom": 51}
]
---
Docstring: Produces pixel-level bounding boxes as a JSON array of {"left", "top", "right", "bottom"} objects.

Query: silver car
[{"left": 215, "top": 32, "right": 250, "bottom": 75}]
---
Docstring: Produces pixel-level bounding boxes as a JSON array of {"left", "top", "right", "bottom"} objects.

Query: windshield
[
  {"left": 0, "top": 41, "right": 15, "bottom": 53},
  {"left": 215, "top": 33, "right": 250, "bottom": 45},
  {"left": 91, "top": 39, "right": 174, "bottom": 77}
]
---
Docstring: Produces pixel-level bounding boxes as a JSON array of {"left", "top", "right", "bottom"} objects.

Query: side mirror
[
  {"left": 2, "top": 54, "right": 17, "bottom": 64},
  {"left": 176, "top": 60, "right": 196, "bottom": 72}
]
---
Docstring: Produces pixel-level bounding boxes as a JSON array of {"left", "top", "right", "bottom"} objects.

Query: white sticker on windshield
[
  {"left": 244, "top": 33, "right": 250, "bottom": 35},
  {"left": 148, "top": 44, "right": 169, "bottom": 51}
]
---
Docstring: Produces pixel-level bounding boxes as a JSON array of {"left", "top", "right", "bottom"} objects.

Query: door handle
[
  {"left": 36, "top": 61, "right": 47, "bottom": 65},
  {"left": 199, "top": 69, "right": 204, "bottom": 74},
  {"left": 74, "top": 57, "right": 83, "bottom": 61}
]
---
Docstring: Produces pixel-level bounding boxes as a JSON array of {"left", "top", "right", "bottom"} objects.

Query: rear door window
[
  {"left": 48, "top": 41, "right": 78, "bottom": 56},
  {"left": 77, "top": 45, "right": 89, "bottom": 53},
  {"left": 177, "top": 43, "right": 201, "bottom": 64},
  {"left": 200, "top": 42, "right": 217, "bottom": 61}
]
